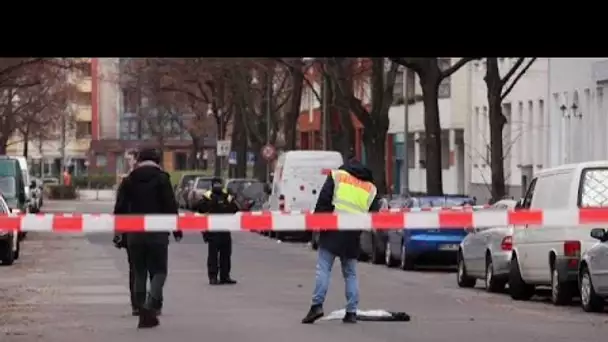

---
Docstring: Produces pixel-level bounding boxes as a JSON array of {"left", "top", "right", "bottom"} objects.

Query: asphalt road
[{"left": 0, "top": 200, "right": 607, "bottom": 342}]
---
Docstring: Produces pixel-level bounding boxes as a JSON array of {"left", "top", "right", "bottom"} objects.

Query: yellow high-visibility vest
[{"left": 331, "top": 170, "right": 377, "bottom": 213}]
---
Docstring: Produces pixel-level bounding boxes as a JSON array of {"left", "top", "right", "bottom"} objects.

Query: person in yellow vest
[{"left": 301, "top": 156, "right": 381, "bottom": 324}]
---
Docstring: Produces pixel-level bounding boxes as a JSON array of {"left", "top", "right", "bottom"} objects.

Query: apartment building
[
  {"left": 547, "top": 58, "right": 608, "bottom": 167},
  {"left": 7, "top": 59, "right": 93, "bottom": 177},
  {"left": 88, "top": 58, "right": 218, "bottom": 175},
  {"left": 467, "top": 58, "right": 549, "bottom": 203},
  {"left": 389, "top": 58, "right": 467, "bottom": 195}
]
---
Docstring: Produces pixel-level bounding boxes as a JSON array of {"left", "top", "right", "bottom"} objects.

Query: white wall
[
  {"left": 547, "top": 58, "right": 608, "bottom": 167},
  {"left": 98, "top": 58, "right": 120, "bottom": 140},
  {"left": 468, "top": 58, "right": 549, "bottom": 188}
]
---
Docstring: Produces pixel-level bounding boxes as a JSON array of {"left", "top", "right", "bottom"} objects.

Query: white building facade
[
  {"left": 467, "top": 58, "right": 549, "bottom": 203},
  {"left": 389, "top": 58, "right": 468, "bottom": 195},
  {"left": 547, "top": 58, "right": 608, "bottom": 167}
]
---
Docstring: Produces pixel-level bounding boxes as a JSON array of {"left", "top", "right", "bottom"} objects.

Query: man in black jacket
[
  {"left": 301, "top": 158, "right": 381, "bottom": 324},
  {"left": 114, "top": 148, "right": 182, "bottom": 329},
  {"left": 195, "top": 177, "right": 239, "bottom": 285}
]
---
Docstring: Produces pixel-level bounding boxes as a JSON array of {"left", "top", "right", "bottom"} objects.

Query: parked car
[
  {"left": 0, "top": 192, "right": 21, "bottom": 265},
  {"left": 384, "top": 195, "right": 476, "bottom": 270},
  {"left": 579, "top": 227, "right": 608, "bottom": 312},
  {"left": 456, "top": 199, "right": 517, "bottom": 292},
  {"left": 174, "top": 173, "right": 207, "bottom": 209},
  {"left": 509, "top": 161, "right": 608, "bottom": 306},
  {"left": 186, "top": 177, "right": 217, "bottom": 210}
]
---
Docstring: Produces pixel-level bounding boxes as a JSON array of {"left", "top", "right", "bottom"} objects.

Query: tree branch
[
  {"left": 499, "top": 58, "right": 525, "bottom": 86},
  {"left": 501, "top": 58, "right": 537, "bottom": 101},
  {"left": 440, "top": 57, "right": 476, "bottom": 80}
]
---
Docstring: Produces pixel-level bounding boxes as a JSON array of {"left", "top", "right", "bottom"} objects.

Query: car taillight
[
  {"left": 564, "top": 240, "right": 581, "bottom": 258},
  {"left": 279, "top": 194, "right": 285, "bottom": 211},
  {"left": 500, "top": 236, "right": 512, "bottom": 251}
]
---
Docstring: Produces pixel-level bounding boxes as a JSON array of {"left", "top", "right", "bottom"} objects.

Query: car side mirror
[{"left": 590, "top": 228, "right": 608, "bottom": 242}]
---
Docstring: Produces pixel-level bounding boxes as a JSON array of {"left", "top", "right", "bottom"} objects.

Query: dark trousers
[
  {"left": 129, "top": 241, "right": 168, "bottom": 309},
  {"left": 207, "top": 233, "right": 232, "bottom": 280},
  {"left": 127, "top": 248, "right": 157, "bottom": 310}
]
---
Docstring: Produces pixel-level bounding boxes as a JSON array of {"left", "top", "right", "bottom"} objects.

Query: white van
[
  {"left": 509, "top": 161, "right": 608, "bottom": 305},
  {"left": 268, "top": 150, "right": 344, "bottom": 240}
]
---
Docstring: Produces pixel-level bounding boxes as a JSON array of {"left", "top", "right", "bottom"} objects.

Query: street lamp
[{"left": 571, "top": 102, "right": 582, "bottom": 118}]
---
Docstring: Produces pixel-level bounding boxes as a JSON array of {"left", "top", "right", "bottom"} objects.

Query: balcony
[
  {"left": 76, "top": 77, "right": 92, "bottom": 93},
  {"left": 75, "top": 105, "right": 92, "bottom": 122}
]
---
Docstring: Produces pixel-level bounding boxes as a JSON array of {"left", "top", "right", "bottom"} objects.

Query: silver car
[
  {"left": 457, "top": 199, "right": 517, "bottom": 292},
  {"left": 578, "top": 228, "right": 608, "bottom": 312}
]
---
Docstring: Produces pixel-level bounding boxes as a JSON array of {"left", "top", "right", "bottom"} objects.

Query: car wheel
[
  {"left": 551, "top": 267, "right": 573, "bottom": 306},
  {"left": 400, "top": 244, "right": 415, "bottom": 270},
  {"left": 457, "top": 251, "right": 476, "bottom": 288},
  {"left": 370, "top": 237, "right": 384, "bottom": 265},
  {"left": 509, "top": 255, "right": 534, "bottom": 300},
  {"left": 1, "top": 238, "right": 15, "bottom": 266},
  {"left": 580, "top": 265, "right": 604, "bottom": 312},
  {"left": 485, "top": 255, "right": 506, "bottom": 292},
  {"left": 385, "top": 240, "right": 399, "bottom": 267}
]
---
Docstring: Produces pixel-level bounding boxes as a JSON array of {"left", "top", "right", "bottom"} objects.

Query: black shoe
[
  {"left": 209, "top": 278, "right": 219, "bottom": 285},
  {"left": 219, "top": 278, "right": 237, "bottom": 285},
  {"left": 301, "top": 304, "right": 324, "bottom": 324},
  {"left": 342, "top": 312, "right": 357, "bottom": 324},
  {"left": 137, "top": 308, "right": 159, "bottom": 329}
]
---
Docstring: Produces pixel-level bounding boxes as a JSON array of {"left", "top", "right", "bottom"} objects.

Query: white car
[
  {"left": 457, "top": 199, "right": 517, "bottom": 292},
  {"left": 0, "top": 193, "right": 20, "bottom": 265},
  {"left": 509, "top": 161, "right": 608, "bottom": 306},
  {"left": 578, "top": 228, "right": 608, "bottom": 312}
]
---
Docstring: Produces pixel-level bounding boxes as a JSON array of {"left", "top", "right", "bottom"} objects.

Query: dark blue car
[{"left": 384, "top": 196, "right": 476, "bottom": 270}]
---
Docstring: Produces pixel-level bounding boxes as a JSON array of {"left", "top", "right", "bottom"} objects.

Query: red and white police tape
[{"left": 2, "top": 208, "right": 608, "bottom": 232}]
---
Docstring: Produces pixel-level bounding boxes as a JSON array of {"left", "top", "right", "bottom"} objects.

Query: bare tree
[
  {"left": 391, "top": 57, "right": 475, "bottom": 195},
  {"left": 484, "top": 57, "right": 537, "bottom": 202}
]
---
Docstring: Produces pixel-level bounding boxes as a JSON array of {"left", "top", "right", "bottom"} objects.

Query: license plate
[{"left": 439, "top": 244, "right": 458, "bottom": 251}]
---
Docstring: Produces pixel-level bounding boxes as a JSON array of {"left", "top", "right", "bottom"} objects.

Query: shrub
[
  {"left": 72, "top": 174, "right": 116, "bottom": 189},
  {"left": 48, "top": 185, "right": 77, "bottom": 200}
]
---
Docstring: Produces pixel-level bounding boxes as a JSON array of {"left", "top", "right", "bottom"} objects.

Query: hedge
[
  {"left": 72, "top": 174, "right": 116, "bottom": 189},
  {"left": 48, "top": 185, "right": 77, "bottom": 199}
]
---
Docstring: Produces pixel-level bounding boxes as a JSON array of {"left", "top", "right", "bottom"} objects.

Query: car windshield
[
  {"left": 0, "top": 177, "right": 16, "bottom": 198},
  {"left": 240, "top": 182, "right": 265, "bottom": 200},
  {"left": 412, "top": 197, "right": 474, "bottom": 208},
  {"left": 196, "top": 180, "right": 213, "bottom": 190},
  {"left": 181, "top": 174, "right": 203, "bottom": 187},
  {"left": 227, "top": 180, "right": 262, "bottom": 196}
]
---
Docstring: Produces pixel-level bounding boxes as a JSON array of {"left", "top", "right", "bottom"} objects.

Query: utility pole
[
  {"left": 265, "top": 71, "right": 271, "bottom": 183},
  {"left": 321, "top": 71, "right": 328, "bottom": 150},
  {"left": 401, "top": 67, "right": 410, "bottom": 195},
  {"left": 59, "top": 112, "right": 67, "bottom": 184}
]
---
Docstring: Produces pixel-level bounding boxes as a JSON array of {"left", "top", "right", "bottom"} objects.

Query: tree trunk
[
  {"left": 232, "top": 105, "right": 247, "bottom": 178},
  {"left": 189, "top": 135, "right": 201, "bottom": 169},
  {"left": 23, "top": 131, "right": 29, "bottom": 158},
  {"left": 363, "top": 127, "right": 387, "bottom": 195},
  {"left": 421, "top": 77, "right": 443, "bottom": 196},
  {"left": 486, "top": 58, "right": 507, "bottom": 203},
  {"left": 251, "top": 142, "right": 266, "bottom": 181},
  {"left": 284, "top": 62, "right": 304, "bottom": 151},
  {"left": 0, "top": 136, "right": 8, "bottom": 155},
  {"left": 214, "top": 120, "right": 223, "bottom": 177}
]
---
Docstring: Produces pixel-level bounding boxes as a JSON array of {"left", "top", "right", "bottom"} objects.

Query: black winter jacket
[
  {"left": 315, "top": 160, "right": 381, "bottom": 259},
  {"left": 113, "top": 161, "right": 180, "bottom": 244}
]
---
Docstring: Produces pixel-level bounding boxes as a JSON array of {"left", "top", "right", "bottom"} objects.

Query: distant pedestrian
[
  {"left": 195, "top": 177, "right": 239, "bottom": 285},
  {"left": 114, "top": 148, "right": 182, "bottom": 329},
  {"left": 301, "top": 157, "right": 381, "bottom": 324}
]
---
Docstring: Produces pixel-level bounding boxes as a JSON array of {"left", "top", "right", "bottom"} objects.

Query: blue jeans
[{"left": 312, "top": 247, "right": 359, "bottom": 313}]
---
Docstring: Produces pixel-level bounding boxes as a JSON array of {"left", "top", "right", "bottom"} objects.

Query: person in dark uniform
[
  {"left": 114, "top": 148, "right": 182, "bottom": 329},
  {"left": 195, "top": 177, "right": 239, "bottom": 285}
]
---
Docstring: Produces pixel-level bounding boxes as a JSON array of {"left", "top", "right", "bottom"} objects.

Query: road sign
[
  {"left": 216, "top": 140, "right": 231, "bottom": 157},
  {"left": 247, "top": 152, "right": 255, "bottom": 166},
  {"left": 228, "top": 151, "right": 237, "bottom": 165},
  {"left": 261, "top": 144, "right": 276, "bottom": 161}
]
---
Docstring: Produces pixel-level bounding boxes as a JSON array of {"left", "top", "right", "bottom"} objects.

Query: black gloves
[{"left": 173, "top": 231, "right": 183, "bottom": 242}]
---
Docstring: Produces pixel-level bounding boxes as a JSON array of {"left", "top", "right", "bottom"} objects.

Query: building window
[
  {"left": 438, "top": 58, "right": 451, "bottom": 99},
  {"left": 95, "top": 154, "right": 107, "bottom": 167},
  {"left": 175, "top": 152, "right": 188, "bottom": 170},
  {"left": 75, "top": 121, "right": 92, "bottom": 139},
  {"left": 74, "top": 90, "right": 91, "bottom": 106},
  {"left": 122, "top": 88, "right": 140, "bottom": 113},
  {"left": 76, "top": 62, "right": 92, "bottom": 78},
  {"left": 393, "top": 69, "right": 405, "bottom": 105}
]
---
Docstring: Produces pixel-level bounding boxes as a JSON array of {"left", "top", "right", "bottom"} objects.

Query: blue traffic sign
[{"left": 228, "top": 151, "right": 237, "bottom": 165}]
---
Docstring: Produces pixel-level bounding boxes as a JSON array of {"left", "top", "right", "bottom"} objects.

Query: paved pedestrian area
[{"left": 0, "top": 201, "right": 607, "bottom": 342}]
